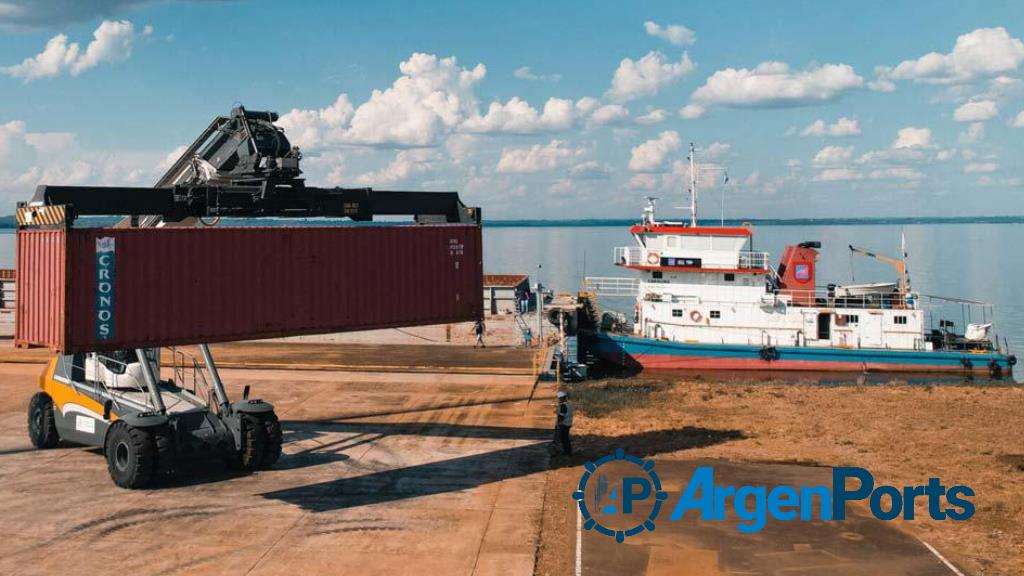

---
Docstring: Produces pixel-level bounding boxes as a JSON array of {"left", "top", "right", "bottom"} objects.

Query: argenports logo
[
  {"left": 572, "top": 449, "right": 668, "bottom": 542},
  {"left": 574, "top": 451, "right": 975, "bottom": 541}
]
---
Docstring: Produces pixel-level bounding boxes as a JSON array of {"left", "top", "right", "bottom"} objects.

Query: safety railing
[
  {"left": 613, "top": 246, "right": 644, "bottom": 266},
  {"left": 771, "top": 288, "right": 920, "bottom": 310},
  {"left": 737, "top": 251, "right": 770, "bottom": 270},
  {"left": 613, "top": 246, "right": 771, "bottom": 270},
  {"left": 584, "top": 276, "right": 640, "bottom": 297}
]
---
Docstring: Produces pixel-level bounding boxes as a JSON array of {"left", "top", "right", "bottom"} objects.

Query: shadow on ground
[{"left": 260, "top": 420, "right": 743, "bottom": 512}]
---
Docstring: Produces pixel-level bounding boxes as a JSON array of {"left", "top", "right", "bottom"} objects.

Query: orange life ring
[
  {"left": 646, "top": 252, "right": 660, "bottom": 265},
  {"left": 690, "top": 310, "right": 703, "bottom": 323}
]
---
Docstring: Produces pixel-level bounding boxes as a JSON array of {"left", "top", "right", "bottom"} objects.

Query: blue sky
[{"left": 1, "top": 0, "right": 1022, "bottom": 218}]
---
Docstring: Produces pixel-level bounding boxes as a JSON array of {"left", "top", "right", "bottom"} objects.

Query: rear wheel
[
  {"left": 27, "top": 392, "right": 60, "bottom": 449},
  {"left": 259, "top": 412, "right": 282, "bottom": 469},
  {"left": 105, "top": 421, "right": 156, "bottom": 489},
  {"left": 230, "top": 413, "right": 267, "bottom": 472}
]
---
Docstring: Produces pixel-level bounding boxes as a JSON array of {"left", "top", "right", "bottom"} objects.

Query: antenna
[{"left": 688, "top": 142, "right": 697, "bottom": 227}]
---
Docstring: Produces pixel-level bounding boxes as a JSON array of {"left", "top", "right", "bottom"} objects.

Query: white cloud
[
  {"left": 688, "top": 61, "right": 863, "bottom": 111},
  {"left": 607, "top": 51, "right": 695, "bottom": 101},
  {"left": 678, "top": 104, "right": 705, "bottom": 119},
  {"left": 800, "top": 117, "right": 861, "bottom": 137},
  {"left": 963, "top": 161, "right": 998, "bottom": 173},
  {"left": 743, "top": 171, "right": 761, "bottom": 186},
  {"left": 953, "top": 100, "right": 998, "bottom": 122},
  {"left": 704, "top": 141, "right": 731, "bottom": 159},
  {"left": 495, "top": 140, "right": 585, "bottom": 173},
  {"left": 569, "top": 160, "right": 612, "bottom": 179},
  {"left": 892, "top": 127, "right": 933, "bottom": 149},
  {"left": 590, "top": 104, "right": 630, "bottom": 126},
  {"left": 2, "top": 19, "right": 150, "bottom": 81},
  {"left": 977, "top": 175, "right": 1023, "bottom": 187},
  {"left": 276, "top": 94, "right": 355, "bottom": 149},
  {"left": 347, "top": 53, "right": 485, "bottom": 146},
  {"left": 960, "top": 122, "right": 985, "bottom": 144},
  {"left": 813, "top": 145, "right": 854, "bottom": 165},
  {"left": 868, "top": 167, "right": 925, "bottom": 180},
  {"left": 813, "top": 168, "right": 863, "bottom": 182},
  {"left": 0, "top": 118, "right": 177, "bottom": 209},
  {"left": 513, "top": 66, "right": 561, "bottom": 82},
  {"left": 354, "top": 149, "right": 439, "bottom": 184},
  {"left": 628, "top": 130, "right": 681, "bottom": 171},
  {"left": 627, "top": 173, "right": 658, "bottom": 190},
  {"left": 882, "top": 27, "right": 1024, "bottom": 85},
  {"left": 1010, "top": 110, "right": 1024, "bottom": 128},
  {"left": 462, "top": 97, "right": 575, "bottom": 134},
  {"left": 936, "top": 148, "right": 957, "bottom": 161},
  {"left": 643, "top": 21, "right": 696, "bottom": 46},
  {"left": 635, "top": 108, "right": 668, "bottom": 125},
  {"left": 279, "top": 53, "right": 486, "bottom": 148},
  {"left": 445, "top": 133, "right": 478, "bottom": 164}
]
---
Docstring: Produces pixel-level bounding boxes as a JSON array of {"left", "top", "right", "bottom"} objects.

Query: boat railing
[
  {"left": 614, "top": 246, "right": 644, "bottom": 266},
  {"left": 584, "top": 276, "right": 640, "bottom": 297},
  {"left": 613, "top": 246, "right": 770, "bottom": 270},
  {"left": 773, "top": 288, "right": 920, "bottom": 310},
  {"left": 738, "top": 251, "right": 770, "bottom": 270}
]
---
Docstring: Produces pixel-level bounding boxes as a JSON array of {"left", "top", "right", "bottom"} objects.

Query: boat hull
[{"left": 586, "top": 332, "right": 1015, "bottom": 374}]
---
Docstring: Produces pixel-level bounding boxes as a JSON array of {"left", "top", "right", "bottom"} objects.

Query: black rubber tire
[
  {"left": 28, "top": 392, "right": 60, "bottom": 449},
  {"left": 231, "top": 413, "right": 267, "bottom": 472},
  {"left": 153, "top": 425, "right": 176, "bottom": 478},
  {"left": 259, "top": 412, "right": 282, "bottom": 470},
  {"left": 104, "top": 421, "right": 157, "bottom": 489}
]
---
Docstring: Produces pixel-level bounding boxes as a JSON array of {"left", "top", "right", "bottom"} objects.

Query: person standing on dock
[
  {"left": 474, "top": 318, "right": 486, "bottom": 348},
  {"left": 555, "top": 391, "right": 573, "bottom": 456}
]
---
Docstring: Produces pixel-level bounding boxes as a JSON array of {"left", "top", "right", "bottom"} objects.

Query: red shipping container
[{"left": 16, "top": 225, "right": 483, "bottom": 352}]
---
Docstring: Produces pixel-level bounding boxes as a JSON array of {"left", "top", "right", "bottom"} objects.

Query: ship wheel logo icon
[{"left": 572, "top": 448, "right": 668, "bottom": 542}]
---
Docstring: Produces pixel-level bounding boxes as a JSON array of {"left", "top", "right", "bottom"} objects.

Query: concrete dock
[
  {"left": 0, "top": 344, "right": 554, "bottom": 576},
  {"left": 0, "top": 340, "right": 996, "bottom": 575}
]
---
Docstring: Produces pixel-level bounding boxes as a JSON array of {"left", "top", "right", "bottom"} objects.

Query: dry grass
[{"left": 568, "top": 377, "right": 1024, "bottom": 575}]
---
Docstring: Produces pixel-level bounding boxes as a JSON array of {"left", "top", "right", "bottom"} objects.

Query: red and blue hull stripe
[{"left": 587, "top": 332, "right": 1015, "bottom": 374}]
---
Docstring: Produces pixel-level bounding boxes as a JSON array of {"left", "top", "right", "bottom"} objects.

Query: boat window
[
  {"left": 710, "top": 310, "right": 721, "bottom": 319},
  {"left": 841, "top": 314, "right": 860, "bottom": 324},
  {"left": 652, "top": 271, "right": 663, "bottom": 279},
  {"left": 894, "top": 315, "right": 907, "bottom": 325},
  {"left": 666, "top": 236, "right": 678, "bottom": 248},
  {"left": 724, "top": 273, "right": 735, "bottom": 282},
  {"left": 672, "top": 309, "right": 683, "bottom": 317}
]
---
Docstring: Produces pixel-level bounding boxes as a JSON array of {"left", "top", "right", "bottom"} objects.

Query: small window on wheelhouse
[
  {"left": 652, "top": 271, "right": 663, "bottom": 279},
  {"left": 724, "top": 273, "right": 735, "bottom": 282},
  {"left": 672, "top": 309, "right": 683, "bottom": 317},
  {"left": 894, "top": 315, "right": 907, "bottom": 325},
  {"left": 710, "top": 310, "right": 721, "bottom": 319}
]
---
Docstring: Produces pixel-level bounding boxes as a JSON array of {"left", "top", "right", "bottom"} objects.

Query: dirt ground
[{"left": 535, "top": 375, "right": 1024, "bottom": 576}]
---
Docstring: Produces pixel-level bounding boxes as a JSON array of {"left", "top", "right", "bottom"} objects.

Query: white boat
[{"left": 581, "top": 144, "right": 1015, "bottom": 376}]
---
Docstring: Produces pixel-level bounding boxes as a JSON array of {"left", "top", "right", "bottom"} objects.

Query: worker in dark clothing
[
  {"left": 474, "top": 318, "right": 486, "bottom": 348},
  {"left": 555, "top": 390, "right": 573, "bottom": 455}
]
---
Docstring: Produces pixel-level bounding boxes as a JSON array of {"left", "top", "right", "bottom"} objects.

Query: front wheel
[
  {"left": 105, "top": 421, "right": 157, "bottom": 489},
  {"left": 259, "top": 412, "right": 282, "bottom": 469},
  {"left": 28, "top": 392, "right": 60, "bottom": 449}
]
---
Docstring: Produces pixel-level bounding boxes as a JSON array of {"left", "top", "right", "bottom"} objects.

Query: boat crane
[
  {"left": 848, "top": 242, "right": 910, "bottom": 298},
  {"left": 23, "top": 106, "right": 480, "bottom": 488}
]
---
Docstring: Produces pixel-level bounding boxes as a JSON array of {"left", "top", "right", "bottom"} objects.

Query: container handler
[{"left": 22, "top": 106, "right": 480, "bottom": 488}]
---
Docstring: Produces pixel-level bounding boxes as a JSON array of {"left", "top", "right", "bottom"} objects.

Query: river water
[{"left": 481, "top": 223, "right": 1024, "bottom": 360}]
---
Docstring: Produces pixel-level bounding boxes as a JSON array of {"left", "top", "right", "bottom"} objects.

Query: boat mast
[{"left": 688, "top": 142, "right": 698, "bottom": 227}]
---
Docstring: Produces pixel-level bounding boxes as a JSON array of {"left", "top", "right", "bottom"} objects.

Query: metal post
[
  {"left": 536, "top": 264, "right": 544, "bottom": 345},
  {"left": 199, "top": 343, "right": 231, "bottom": 410},
  {"left": 135, "top": 348, "right": 167, "bottom": 414}
]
